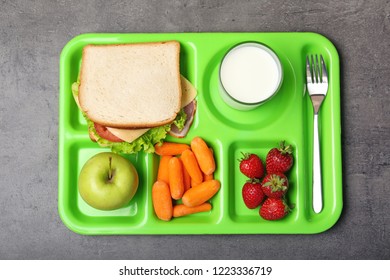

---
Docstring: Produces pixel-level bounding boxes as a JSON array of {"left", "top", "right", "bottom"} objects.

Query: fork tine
[
  {"left": 310, "top": 55, "right": 316, "bottom": 83},
  {"left": 306, "top": 56, "right": 313, "bottom": 83},
  {"left": 320, "top": 55, "right": 328, "bottom": 83},
  {"left": 314, "top": 55, "right": 321, "bottom": 83}
]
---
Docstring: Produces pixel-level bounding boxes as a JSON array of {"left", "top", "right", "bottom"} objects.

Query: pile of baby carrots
[{"left": 152, "top": 137, "right": 220, "bottom": 221}]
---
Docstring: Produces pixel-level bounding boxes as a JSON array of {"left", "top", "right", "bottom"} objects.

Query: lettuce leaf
[
  {"left": 72, "top": 81, "right": 80, "bottom": 96},
  {"left": 172, "top": 109, "right": 187, "bottom": 131},
  {"left": 71, "top": 80, "right": 186, "bottom": 154}
]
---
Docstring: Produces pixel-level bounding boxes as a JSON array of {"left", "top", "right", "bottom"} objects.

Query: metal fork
[{"left": 306, "top": 54, "right": 328, "bottom": 213}]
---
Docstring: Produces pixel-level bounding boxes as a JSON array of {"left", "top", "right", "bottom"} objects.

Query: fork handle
[{"left": 313, "top": 113, "right": 323, "bottom": 213}]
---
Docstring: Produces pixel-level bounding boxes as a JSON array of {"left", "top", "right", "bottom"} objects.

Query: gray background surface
[{"left": 0, "top": 0, "right": 389, "bottom": 259}]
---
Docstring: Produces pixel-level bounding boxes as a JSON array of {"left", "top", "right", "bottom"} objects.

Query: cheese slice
[
  {"left": 105, "top": 127, "right": 150, "bottom": 143},
  {"left": 180, "top": 75, "right": 197, "bottom": 107}
]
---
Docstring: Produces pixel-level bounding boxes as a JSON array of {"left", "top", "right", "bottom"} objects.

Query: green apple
[{"left": 78, "top": 152, "right": 139, "bottom": 210}]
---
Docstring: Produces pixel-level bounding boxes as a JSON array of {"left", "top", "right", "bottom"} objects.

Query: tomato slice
[{"left": 94, "top": 123, "right": 124, "bottom": 142}]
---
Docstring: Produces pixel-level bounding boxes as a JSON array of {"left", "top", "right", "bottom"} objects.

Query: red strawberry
[
  {"left": 239, "top": 153, "right": 264, "bottom": 179},
  {"left": 265, "top": 141, "right": 293, "bottom": 174},
  {"left": 261, "top": 173, "right": 289, "bottom": 198},
  {"left": 260, "top": 197, "right": 290, "bottom": 220},
  {"left": 242, "top": 181, "right": 265, "bottom": 209}
]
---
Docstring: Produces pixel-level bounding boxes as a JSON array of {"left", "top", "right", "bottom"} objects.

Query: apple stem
[{"left": 108, "top": 156, "right": 113, "bottom": 180}]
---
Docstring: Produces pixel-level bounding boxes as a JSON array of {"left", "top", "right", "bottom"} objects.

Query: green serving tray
[{"left": 58, "top": 32, "right": 342, "bottom": 235}]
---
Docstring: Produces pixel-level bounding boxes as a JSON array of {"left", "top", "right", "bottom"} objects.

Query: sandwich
[{"left": 71, "top": 41, "right": 197, "bottom": 154}]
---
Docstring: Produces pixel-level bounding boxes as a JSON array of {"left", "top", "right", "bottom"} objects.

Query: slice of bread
[
  {"left": 106, "top": 75, "right": 198, "bottom": 142},
  {"left": 78, "top": 41, "right": 182, "bottom": 128}
]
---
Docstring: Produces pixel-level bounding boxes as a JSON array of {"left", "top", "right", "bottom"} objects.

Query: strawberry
[
  {"left": 265, "top": 141, "right": 293, "bottom": 174},
  {"left": 259, "top": 197, "right": 290, "bottom": 220},
  {"left": 261, "top": 173, "right": 289, "bottom": 198},
  {"left": 239, "top": 153, "right": 264, "bottom": 179},
  {"left": 242, "top": 181, "right": 265, "bottom": 209}
]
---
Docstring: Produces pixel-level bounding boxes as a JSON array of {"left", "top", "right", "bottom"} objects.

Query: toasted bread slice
[{"left": 78, "top": 41, "right": 182, "bottom": 128}]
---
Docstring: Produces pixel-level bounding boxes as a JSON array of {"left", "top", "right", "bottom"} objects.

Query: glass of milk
[{"left": 219, "top": 42, "right": 283, "bottom": 110}]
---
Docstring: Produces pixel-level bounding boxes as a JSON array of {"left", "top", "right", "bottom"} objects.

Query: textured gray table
[{"left": 0, "top": 0, "right": 389, "bottom": 259}]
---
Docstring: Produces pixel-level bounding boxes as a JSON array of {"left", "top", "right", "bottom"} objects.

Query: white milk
[{"left": 219, "top": 43, "right": 282, "bottom": 110}]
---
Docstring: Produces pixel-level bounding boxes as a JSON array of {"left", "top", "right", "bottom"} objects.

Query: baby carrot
[
  {"left": 173, "top": 203, "right": 212, "bottom": 218},
  {"left": 157, "top": 155, "right": 172, "bottom": 184},
  {"left": 152, "top": 181, "right": 173, "bottom": 221},
  {"left": 155, "top": 142, "right": 190, "bottom": 156},
  {"left": 180, "top": 157, "right": 191, "bottom": 192},
  {"left": 168, "top": 157, "right": 185, "bottom": 200},
  {"left": 191, "top": 177, "right": 202, "bottom": 188},
  {"left": 181, "top": 149, "right": 203, "bottom": 184},
  {"left": 182, "top": 179, "right": 221, "bottom": 207},
  {"left": 191, "top": 137, "right": 216, "bottom": 175},
  {"left": 203, "top": 172, "right": 214, "bottom": 181}
]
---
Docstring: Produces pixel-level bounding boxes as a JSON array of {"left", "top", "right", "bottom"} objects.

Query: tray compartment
[
  {"left": 147, "top": 143, "right": 224, "bottom": 226},
  {"left": 225, "top": 139, "right": 299, "bottom": 223},
  {"left": 201, "top": 49, "right": 298, "bottom": 132},
  {"left": 59, "top": 139, "right": 150, "bottom": 233}
]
